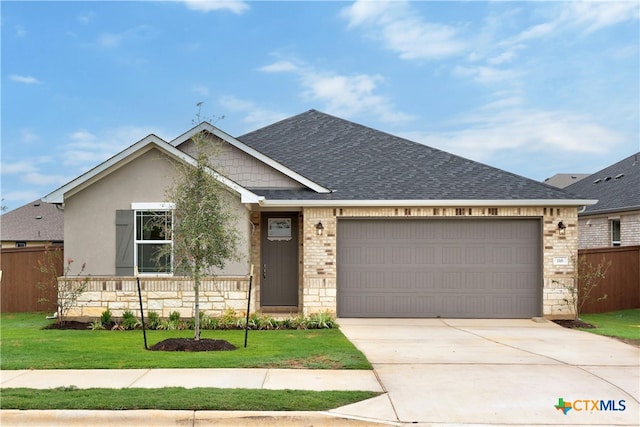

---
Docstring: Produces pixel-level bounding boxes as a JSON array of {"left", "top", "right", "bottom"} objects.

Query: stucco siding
[{"left": 64, "top": 147, "right": 251, "bottom": 276}]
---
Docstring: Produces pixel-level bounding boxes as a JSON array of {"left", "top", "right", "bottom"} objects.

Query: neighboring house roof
[
  {"left": 1, "top": 200, "right": 64, "bottom": 242},
  {"left": 42, "top": 134, "right": 263, "bottom": 205},
  {"left": 543, "top": 173, "right": 590, "bottom": 188},
  {"left": 564, "top": 152, "right": 640, "bottom": 215},
  {"left": 238, "top": 110, "right": 595, "bottom": 206}
]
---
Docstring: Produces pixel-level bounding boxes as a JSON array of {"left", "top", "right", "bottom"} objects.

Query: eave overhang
[{"left": 258, "top": 199, "right": 599, "bottom": 208}]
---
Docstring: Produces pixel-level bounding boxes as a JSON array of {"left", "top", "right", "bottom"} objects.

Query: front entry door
[{"left": 260, "top": 213, "right": 299, "bottom": 307}]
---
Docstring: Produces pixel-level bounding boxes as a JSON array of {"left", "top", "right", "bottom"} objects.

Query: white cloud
[
  {"left": 219, "top": 95, "right": 288, "bottom": 130},
  {"left": 63, "top": 126, "right": 158, "bottom": 167},
  {"left": 1, "top": 160, "right": 38, "bottom": 175},
  {"left": 486, "top": 50, "right": 517, "bottom": 65},
  {"left": 259, "top": 59, "right": 413, "bottom": 123},
  {"left": 564, "top": 1, "right": 639, "bottom": 34},
  {"left": 97, "top": 25, "right": 156, "bottom": 49},
  {"left": 181, "top": 0, "right": 249, "bottom": 14},
  {"left": 77, "top": 11, "right": 96, "bottom": 24},
  {"left": 259, "top": 61, "right": 299, "bottom": 73},
  {"left": 341, "top": 0, "right": 468, "bottom": 60},
  {"left": 192, "top": 84, "right": 210, "bottom": 97},
  {"left": 452, "top": 65, "right": 519, "bottom": 84},
  {"left": 1, "top": 190, "right": 43, "bottom": 207},
  {"left": 23, "top": 172, "right": 70, "bottom": 187},
  {"left": 14, "top": 25, "right": 27, "bottom": 38},
  {"left": 20, "top": 129, "right": 39, "bottom": 143},
  {"left": 513, "top": 22, "right": 556, "bottom": 43},
  {"left": 404, "top": 102, "right": 623, "bottom": 163},
  {"left": 9, "top": 74, "right": 42, "bottom": 85}
]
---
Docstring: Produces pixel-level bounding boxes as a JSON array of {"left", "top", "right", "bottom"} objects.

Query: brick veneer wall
[
  {"left": 64, "top": 276, "right": 252, "bottom": 320},
  {"left": 578, "top": 211, "right": 640, "bottom": 249},
  {"left": 301, "top": 206, "right": 579, "bottom": 319}
]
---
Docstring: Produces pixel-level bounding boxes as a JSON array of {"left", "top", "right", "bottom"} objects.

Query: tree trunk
[{"left": 194, "top": 272, "right": 201, "bottom": 341}]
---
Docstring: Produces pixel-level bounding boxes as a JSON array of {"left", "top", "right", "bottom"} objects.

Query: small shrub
[
  {"left": 100, "top": 309, "right": 112, "bottom": 326},
  {"left": 218, "top": 308, "right": 238, "bottom": 329},
  {"left": 306, "top": 312, "right": 336, "bottom": 329},
  {"left": 146, "top": 311, "right": 161, "bottom": 330},
  {"left": 198, "top": 312, "right": 217, "bottom": 330},
  {"left": 89, "top": 320, "right": 105, "bottom": 330},
  {"left": 169, "top": 311, "right": 181, "bottom": 322},
  {"left": 290, "top": 313, "right": 307, "bottom": 330},
  {"left": 121, "top": 310, "right": 141, "bottom": 330},
  {"left": 247, "top": 312, "right": 277, "bottom": 330}
]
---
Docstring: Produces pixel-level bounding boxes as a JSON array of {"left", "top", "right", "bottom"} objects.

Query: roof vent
[
  {"left": 35, "top": 215, "right": 43, "bottom": 220},
  {"left": 604, "top": 176, "right": 612, "bottom": 181},
  {"left": 593, "top": 178, "right": 602, "bottom": 184},
  {"left": 33, "top": 202, "right": 41, "bottom": 207},
  {"left": 615, "top": 173, "right": 624, "bottom": 179}
]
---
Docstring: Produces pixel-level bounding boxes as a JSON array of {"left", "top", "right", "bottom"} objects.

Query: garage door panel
[{"left": 338, "top": 219, "right": 541, "bottom": 318}]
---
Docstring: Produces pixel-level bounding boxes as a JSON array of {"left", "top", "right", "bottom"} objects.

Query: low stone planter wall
[{"left": 61, "top": 276, "right": 252, "bottom": 320}]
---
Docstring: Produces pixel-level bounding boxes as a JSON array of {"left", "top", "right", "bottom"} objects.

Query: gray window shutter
[{"left": 115, "top": 210, "right": 134, "bottom": 276}]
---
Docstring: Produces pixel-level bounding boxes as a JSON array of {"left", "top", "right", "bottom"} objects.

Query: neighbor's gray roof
[
  {"left": 237, "top": 110, "right": 584, "bottom": 202},
  {"left": 543, "top": 173, "right": 590, "bottom": 189},
  {"left": 1, "top": 200, "right": 64, "bottom": 242},
  {"left": 564, "top": 152, "right": 640, "bottom": 215}
]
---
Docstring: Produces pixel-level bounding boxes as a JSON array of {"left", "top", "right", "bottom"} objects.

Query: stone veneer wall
[
  {"left": 63, "top": 276, "right": 252, "bottom": 320},
  {"left": 301, "top": 206, "right": 579, "bottom": 319}
]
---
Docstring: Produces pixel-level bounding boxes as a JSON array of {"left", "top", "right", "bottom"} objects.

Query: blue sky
[{"left": 2, "top": 0, "right": 639, "bottom": 212}]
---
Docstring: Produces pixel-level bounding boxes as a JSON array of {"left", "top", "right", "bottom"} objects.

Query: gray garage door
[{"left": 337, "top": 219, "right": 541, "bottom": 318}]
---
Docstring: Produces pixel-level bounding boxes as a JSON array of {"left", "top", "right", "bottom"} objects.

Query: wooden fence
[
  {"left": 578, "top": 246, "right": 640, "bottom": 314},
  {"left": 0, "top": 246, "right": 61, "bottom": 313}
]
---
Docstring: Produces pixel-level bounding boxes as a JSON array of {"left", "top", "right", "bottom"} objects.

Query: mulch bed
[
  {"left": 552, "top": 319, "right": 596, "bottom": 329},
  {"left": 149, "top": 338, "right": 236, "bottom": 352},
  {"left": 44, "top": 321, "right": 100, "bottom": 330}
]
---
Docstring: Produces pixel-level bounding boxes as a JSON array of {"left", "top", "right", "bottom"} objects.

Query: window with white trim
[
  {"left": 610, "top": 219, "right": 621, "bottom": 247},
  {"left": 134, "top": 209, "right": 173, "bottom": 274}
]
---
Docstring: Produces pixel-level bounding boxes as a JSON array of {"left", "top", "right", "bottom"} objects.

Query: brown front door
[{"left": 260, "top": 213, "right": 299, "bottom": 307}]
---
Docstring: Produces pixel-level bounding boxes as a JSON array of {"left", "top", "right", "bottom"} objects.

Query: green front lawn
[
  {"left": 579, "top": 309, "right": 640, "bottom": 341},
  {"left": 0, "top": 313, "right": 371, "bottom": 370},
  {"left": 0, "top": 387, "right": 380, "bottom": 411}
]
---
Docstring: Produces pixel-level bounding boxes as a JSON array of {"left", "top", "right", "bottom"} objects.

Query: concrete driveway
[{"left": 332, "top": 318, "right": 639, "bottom": 426}]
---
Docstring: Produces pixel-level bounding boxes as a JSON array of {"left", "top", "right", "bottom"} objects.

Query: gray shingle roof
[
  {"left": 1, "top": 200, "right": 64, "bottom": 242},
  {"left": 237, "top": 110, "right": 583, "bottom": 201},
  {"left": 564, "top": 152, "right": 640, "bottom": 215}
]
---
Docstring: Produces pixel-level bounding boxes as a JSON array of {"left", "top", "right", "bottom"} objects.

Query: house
[
  {"left": 42, "top": 110, "right": 596, "bottom": 320},
  {"left": 564, "top": 152, "right": 640, "bottom": 249},
  {"left": 1, "top": 200, "right": 64, "bottom": 248},
  {"left": 543, "top": 174, "right": 590, "bottom": 189}
]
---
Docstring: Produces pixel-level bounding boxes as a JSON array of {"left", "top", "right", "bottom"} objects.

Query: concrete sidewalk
[{"left": 1, "top": 368, "right": 382, "bottom": 392}]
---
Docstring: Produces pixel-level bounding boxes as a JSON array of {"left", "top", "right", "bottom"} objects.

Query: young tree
[{"left": 165, "top": 118, "right": 240, "bottom": 340}]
